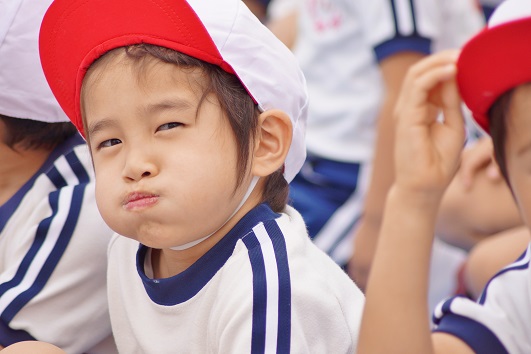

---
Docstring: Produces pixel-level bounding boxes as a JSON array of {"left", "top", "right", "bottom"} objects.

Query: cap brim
[{"left": 457, "top": 18, "right": 531, "bottom": 134}]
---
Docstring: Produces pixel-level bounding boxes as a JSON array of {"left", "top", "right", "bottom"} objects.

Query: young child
[
  {"left": 358, "top": 0, "right": 531, "bottom": 352},
  {"left": 39, "top": 0, "right": 365, "bottom": 352},
  {"left": 0, "top": 0, "right": 115, "bottom": 352}
]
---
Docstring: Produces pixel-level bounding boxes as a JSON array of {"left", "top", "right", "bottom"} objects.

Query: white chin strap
[{"left": 170, "top": 176, "right": 260, "bottom": 251}]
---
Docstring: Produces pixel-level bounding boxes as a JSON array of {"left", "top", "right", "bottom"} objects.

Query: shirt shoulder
[
  {"left": 433, "top": 243, "right": 531, "bottom": 354},
  {"left": 360, "top": 0, "right": 483, "bottom": 61}
]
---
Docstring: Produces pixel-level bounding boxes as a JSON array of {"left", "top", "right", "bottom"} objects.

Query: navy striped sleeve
[
  {"left": 263, "top": 220, "right": 291, "bottom": 353},
  {"left": 0, "top": 319, "right": 35, "bottom": 345},
  {"left": 373, "top": 0, "right": 432, "bottom": 62},
  {"left": 478, "top": 253, "right": 529, "bottom": 305},
  {"left": 1, "top": 186, "right": 86, "bottom": 324},
  {"left": 434, "top": 313, "right": 508, "bottom": 354},
  {"left": 0, "top": 147, "right": 90, "bottom": 345},
  {"left": 432, "top": 248, "right": 530, "bottom": 354},
  {"left": 242, "top": 234, "right": 268, "bottom": 354},
  {"left": 242, "top": 219, "right": 292, "bottom": 354}
]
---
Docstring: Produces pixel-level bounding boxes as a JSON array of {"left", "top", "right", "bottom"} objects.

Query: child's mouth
[{"left": 123, "top": 192, "right": 159, "bottom": 210}]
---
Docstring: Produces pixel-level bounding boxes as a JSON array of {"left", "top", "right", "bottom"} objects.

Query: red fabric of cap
[
  {"left": 457, "top": 18, "right": 531, "bottom": 134},
  {"left": 39, "top": 0, "right": 233, "bottom": 136}
]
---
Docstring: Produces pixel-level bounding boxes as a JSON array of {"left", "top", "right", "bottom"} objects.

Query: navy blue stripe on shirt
[
  {"left": 263, "top": 220, "right": 291, "bottom": 353},
  {"left": 375, "top": 0, "right": 431, "bottom": 62},
  {"left": 0, "top": 146, "right": 90, "bottom": 304},
  {"left": 65, "top": 151, "right": 90, "bottom": 184},
  {"left": 138, "top": 204, "right": 281, "bottom": 306},
  {"left": 0, "top": 193, "right": 60, "bottom": 299},
  {"left": 389, "top": 0, "right": 419, "bottom": 35},
  {"left": 2, "top": 185, "right": 86, "bottom": 323},
  {"left": 0, "top": 134, "right": 84, "bottom": 233},
  {"left": 241, "top": 219, "right": 292, "bottom": 354},
  {"left": 242, "top": 234, "right": 268, "bottom": 354},
  {"left": 482, "top": 6, "right": 495, "bottom": 21},
  {"left": 0, "top": 317, "right": 35, "bottom": 347},
  {"left": 478, "top": 249, "right": 529, "bottom": 305},
  {"left": 408, "top": 0, "right": 418, "bottom": 34},
  {"left": 434, "top": 313, "right": 508, "bottom": 354},
  {"left": 48, "top": 149, "right": 91, "bottom": 189},
  {"left": 289, "top": 156, "right": 360, "bottom": 242},
  {"left": 47, "top": 166, "right": 68, "bottom": 189},
  {"left": 374, "top": 36, "right": 431, "bottom": 62},
  {"left": 389, "top": 0, "right": 400, "bottom": 35}
]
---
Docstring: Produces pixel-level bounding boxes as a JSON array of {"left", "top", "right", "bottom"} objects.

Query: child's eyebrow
[
  {"left": 144, "top": 98, "right": 194, "bottom": 116},
  {"left": 87, "top": 118, "right": 118, "bottom": 137},
  {"left": 85, "top": 98, "right": 195, "bottom": 138}
]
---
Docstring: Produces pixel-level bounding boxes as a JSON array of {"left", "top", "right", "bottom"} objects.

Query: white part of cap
[
  {"left": 489, "top": 0, "right": 531, "bottom": 28},
  {"left": 0, "top": 0, "right": 69, "bottom": 122},
  {"left": 188, "top": 0, "right": 308, "bottom": 183}
]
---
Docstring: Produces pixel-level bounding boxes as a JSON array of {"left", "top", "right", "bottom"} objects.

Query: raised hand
[
  {"left": 393, "top": 50, "right": 466, "bottom": 201},
  {"left": 358, "top": 50, "right": 473, "bottom": 354}
]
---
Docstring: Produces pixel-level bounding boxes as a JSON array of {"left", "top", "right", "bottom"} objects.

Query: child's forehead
[
  {"left": 496, "top": 83, "right": 531, "bottom": 144},
  {"left": 81, "top": 57, "right": 218, "bottom": 139},
  {"left": 509, "top": 84, "right": 531, "bottom": 120},
  {"left": 85, "top": 47, "right": 208, "bottom": 92}
]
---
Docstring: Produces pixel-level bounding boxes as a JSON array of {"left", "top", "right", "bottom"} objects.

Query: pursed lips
[{"left": 123, "top": 191, "right": 159, "bottom": 210}]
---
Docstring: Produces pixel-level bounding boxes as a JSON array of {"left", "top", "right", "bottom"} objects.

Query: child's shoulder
[{"left": 225, "top": 204, "right": 363, "bottom": 303}]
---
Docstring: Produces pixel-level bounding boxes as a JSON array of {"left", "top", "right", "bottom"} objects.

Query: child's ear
[{"left": 252, "top": 109, "right": 292, "bottom": 177}]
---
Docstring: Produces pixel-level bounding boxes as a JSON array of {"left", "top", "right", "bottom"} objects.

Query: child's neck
[
  {"left": 151, "top": 248, "right": 196, "bottom": 278},
  {"left": 151, "top": 188, "right": 264, "bottom": 278},
  {"left": 151, "top": 218, "right": 237, "bottom": 278}
]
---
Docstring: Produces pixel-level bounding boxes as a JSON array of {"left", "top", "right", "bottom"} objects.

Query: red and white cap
[
  {"left": 0, "top": 0, "right": 69, "bottom": 123},
  {"left": 39, "top": 0, "right": 308, "bottom": 182},
  {"left": 458, "top": 0, "right": 531, "bottom": 134}
]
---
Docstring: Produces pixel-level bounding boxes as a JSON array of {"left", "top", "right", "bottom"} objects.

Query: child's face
[
  {"left": 502, "top": 84, "right": 531, "bottom": 227},
  {"left": 82, "top": 53, "right": 254, "bottom": 248}
]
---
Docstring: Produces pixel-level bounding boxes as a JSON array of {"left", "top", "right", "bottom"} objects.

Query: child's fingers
[
  {"left": 397, "top": 64, "right": 457, "bottom": 125},
  {"left": 440, "top": 79, "right": 464, "bottom": 126},
  {"left": 399, "top": 50, "right": 460, "bottom": 103},
  {"left": 414, "top": 64, "right": 457, "bottom": 102},
  {"left": 405, "top": 49, "right": 460, "bottom": 81}
]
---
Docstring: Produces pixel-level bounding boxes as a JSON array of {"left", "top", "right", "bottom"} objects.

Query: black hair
[{"left": 0, "top": 114, "right": 77, "bottom": 151}]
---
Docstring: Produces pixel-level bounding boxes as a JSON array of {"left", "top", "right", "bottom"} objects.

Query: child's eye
[
  {"left": 157, "top": 122, "right": 182, "bottom": 132},
  {"left": 97, "top": 138, "right": 122, "bottom": 149}
]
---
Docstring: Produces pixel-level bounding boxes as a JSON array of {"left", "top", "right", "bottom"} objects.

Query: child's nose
[{"left": 122, "top": 148, "right": 158, "bottom": 181}]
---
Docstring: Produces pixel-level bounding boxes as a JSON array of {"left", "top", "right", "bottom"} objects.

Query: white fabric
[
  {"left": 108, "top": 205, "right": 365, "bottom": 353},
  {"left": 294, "top": 0, "right": 484, "bottom": 164},
  {"left": 489, "top": 0, "right": 531, "bottom": 28},
  {"left": 0, "top": 0, "right": 69, "bottom": 123},
  {"left": 433, "top": 243, "right": 531, "bottom": 354},
  {"left": 0, "top": 136, "right": 115, "bottom": 353},
  {"left": 188, "top": 0, "right": 308, "bottom": 182},
  {"left": 0, "top": 0, "right": 22, "bottom": 46}
]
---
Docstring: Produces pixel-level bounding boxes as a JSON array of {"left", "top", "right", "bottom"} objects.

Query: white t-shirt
[
  {"left": 0, "top": 134, "right": 115, "bottom": 353},
  {"left": 107, "top": 204, "right": 365, "bottom": 353},
  {"left": 433, "top": 243, "right": 531, "bottom": 354},
  {"left": 294, "top": 0, "right": 484, "bottom": 163}
]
